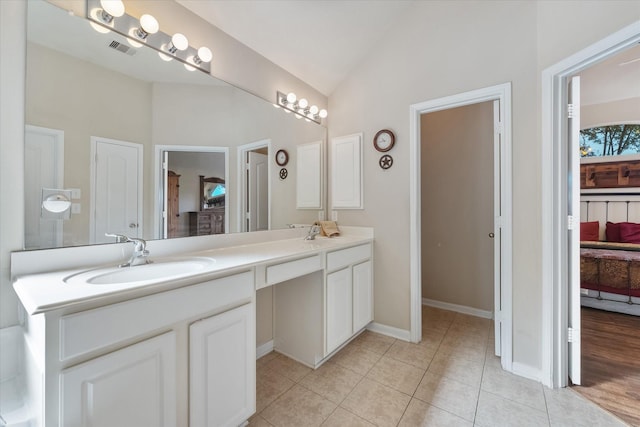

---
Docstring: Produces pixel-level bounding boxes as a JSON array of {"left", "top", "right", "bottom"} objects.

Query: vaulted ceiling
[{"left": 175, "top": 0, "right": 415, "bottom": 96}]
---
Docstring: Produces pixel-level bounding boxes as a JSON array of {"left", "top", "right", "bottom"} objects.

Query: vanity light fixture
[
  {"left": 275, "top": 91, "right": 327, "bottom": 124},
  {"left": 86, "top": 0, "right": 212, "bottom": 73}
]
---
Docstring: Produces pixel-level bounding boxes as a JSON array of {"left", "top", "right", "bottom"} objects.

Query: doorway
[
  {"left": 409, "top": 83, "right": 513, "bottom": 371},
  {"left": 541, "top": 21, "right": 640, "bottom": 389},
  {"left": 420, "top": 102, "right": 495, "bottom": 320},
  {"left": 153, "top": 145, "right": 228, "bottom": 239},
  {"left": 238, "top": 140, "right": 271, "bottom": 233}
]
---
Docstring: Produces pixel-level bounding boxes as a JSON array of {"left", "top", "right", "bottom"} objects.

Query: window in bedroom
[{"left": 580, "top": 124, "right": 640, "bottom": 157}]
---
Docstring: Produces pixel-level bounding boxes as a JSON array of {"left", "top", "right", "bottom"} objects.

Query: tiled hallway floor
[{"left": 250, "top": 306, "right": 628, "bottom": 426}]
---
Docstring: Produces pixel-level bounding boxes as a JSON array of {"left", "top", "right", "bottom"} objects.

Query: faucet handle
[{"left": 105, "top": 232, "right": 129, "bottom": 243}]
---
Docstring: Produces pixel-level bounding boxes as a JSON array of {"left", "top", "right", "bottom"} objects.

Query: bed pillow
[
  {"left": 619, "top": 222, "right": 640, "bottom": 244},
  {"left": 606, "top": 221, "right": 623, "bottom": 242},
  {"left": 580, "top": 221, "right": 600, "bottom": 241}
]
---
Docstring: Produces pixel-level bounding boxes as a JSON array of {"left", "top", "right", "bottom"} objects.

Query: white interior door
[
  {"left": 24, "top": 125, "right": 64, "bottom": 249},
  {"left": 568, "top": 75, "right": 581, "bottom": 385},
  {"left": 91, "top": 137, "right": 143, "bottom": 243},
  {"left": 248, "top": 151, "right": 268, "bottom": 231}
]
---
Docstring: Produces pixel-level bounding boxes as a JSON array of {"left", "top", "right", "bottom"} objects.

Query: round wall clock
[
  {"left": 275, "top": 149, "right": 289, "bottom": 166},
  {"left": 373, "top": 129, "right": 395, "bottom": 152}
]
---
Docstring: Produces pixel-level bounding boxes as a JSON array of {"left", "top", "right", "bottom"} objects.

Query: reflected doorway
[
  {"left": 154, "top": 145, "right": 228, "bottom": 240},
  {"left": 238, "top": 140, "right": 271, "bottom": 232}
]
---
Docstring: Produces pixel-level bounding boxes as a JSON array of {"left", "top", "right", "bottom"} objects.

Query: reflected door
[
  {"left": 248, "top": 151, "right": 268, "bottom": 231},
  {"left": 24, "top": 125, "right": 64, "bottom": 249},
  {"left": 91, "top": 137, "right": 143, "bottom": 243}
]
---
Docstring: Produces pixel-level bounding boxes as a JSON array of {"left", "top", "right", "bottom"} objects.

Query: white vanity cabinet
[
  {"left": 325, "top": 244, "right": 373, "bottom": 355},
  {"left": 60, "top": 331, "right": 177, "bottom": 427},
  {"left": 190, "top": 303, "right": 255, "bottom": 427},
  {"left": 30, "top": 270, "right": 255, "bottom": 427}
]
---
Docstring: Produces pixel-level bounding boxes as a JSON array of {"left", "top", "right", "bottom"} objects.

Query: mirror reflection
[{"left": 24, "top": 0, "right": 326, "bottom": 250}]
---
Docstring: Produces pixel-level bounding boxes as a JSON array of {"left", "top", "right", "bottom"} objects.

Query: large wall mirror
[{"left": 24, "top": 0, "right": 326, "bottom": 250}]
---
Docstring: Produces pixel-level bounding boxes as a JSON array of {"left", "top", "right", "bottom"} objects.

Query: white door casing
[
  {"left": 410, "top": 83, "right": 513, "bottom": 372},
  {"left": 90, "top": 137, "right": 143, "bottom": 244},
  {"left": 568, "top": 76, "right": 581, "bottom": 385},
  {"left": 492, "top": 100, "right": 503, "bottom": 357},
  {"left": 24, "top": 125, "right": 64, "bottom": 249},
  {"left": 541, "top": 21, "right": 640, "bottom": 388}
]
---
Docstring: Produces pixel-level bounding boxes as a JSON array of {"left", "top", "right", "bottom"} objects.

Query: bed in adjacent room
[{"left": 580, "top": 197, "right": 640, "bottom": 316}]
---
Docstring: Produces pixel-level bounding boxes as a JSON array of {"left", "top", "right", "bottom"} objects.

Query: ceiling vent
[{"left": 107, "top": 40, "right": 135, "bottom": 56}]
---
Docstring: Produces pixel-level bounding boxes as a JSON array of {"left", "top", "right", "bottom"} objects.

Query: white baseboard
[
  {"left": 256, "top": 340, "right": 274, "bottom": 359},
  {"left": 422, "top": 298, "right": 493, "bottom": 319},
  {"left": 366, "top": 322, "right": 411, "bottom": 341},
  {"left": 511, "top": 361, "right": 542, "bottom": 382}
]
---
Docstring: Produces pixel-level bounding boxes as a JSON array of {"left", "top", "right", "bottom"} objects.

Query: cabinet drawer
[
  {"left": 59, "top": 270, "right": 253, "bottom": 362},
  {"left": 266, "top": 254, "right": 322, "bottom": 285},
  {"left": 327, "top": 244, "right": 371, "bottom": 272}
]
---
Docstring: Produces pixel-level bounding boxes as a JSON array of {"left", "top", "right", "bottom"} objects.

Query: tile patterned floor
[{"left": 250, "top": 306, "right": 628, "bottom": 426}]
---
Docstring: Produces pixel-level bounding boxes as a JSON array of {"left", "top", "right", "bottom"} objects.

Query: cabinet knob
[{"left": 488, "top": 232, "right": 495, "bottom": 238}]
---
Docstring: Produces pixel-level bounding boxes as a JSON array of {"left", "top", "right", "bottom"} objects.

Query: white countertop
[{"left": 13, "top": 230, "right": 373, "bottom": 315}]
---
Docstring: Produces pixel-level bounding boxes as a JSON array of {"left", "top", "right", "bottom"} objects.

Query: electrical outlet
[
  {"left": 70, "top": 188, "right": 81, "bottom": 199},
  {"left": 318, "top": 210, "right": 325, "bottom": 221},
  {"left": 331, "top": 210, "right": 338, "bottom": 221},
  {"left": 71, "top": 203, "right": 81, "bottom": 214}
]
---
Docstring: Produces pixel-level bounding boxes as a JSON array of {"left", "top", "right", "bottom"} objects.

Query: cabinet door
[
  {"left": 353, "top": 260, "right": 373, "bottom": 332},
  {"left": 60, "top": 331, "right": 177, "bottom": 427},
  {"left": 190, "top": 303, "right": 256, "bottom": 427},
  {"left": 326, "top": 267, "right": 353, "bottom": 354}
]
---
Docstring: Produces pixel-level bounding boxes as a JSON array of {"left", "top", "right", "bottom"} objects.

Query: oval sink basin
[{"left": 64, "top": 257, "right": 216, "bottom": 286}]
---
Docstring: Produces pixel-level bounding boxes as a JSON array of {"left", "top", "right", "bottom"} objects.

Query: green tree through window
[{"left": 580, "top": 124, "right": 640, "bottom": 157}]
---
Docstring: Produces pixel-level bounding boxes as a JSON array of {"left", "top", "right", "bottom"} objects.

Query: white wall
[
  {"left": 581, "top": 97, "right": 640, "bottom": 128},
  {"left": 329, "top": 0, "right": 640, "bottom": 373}
]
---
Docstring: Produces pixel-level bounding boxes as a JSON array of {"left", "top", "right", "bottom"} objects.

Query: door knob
[{"left": 489, "top": 232, "right": 495, "bottom": 238}]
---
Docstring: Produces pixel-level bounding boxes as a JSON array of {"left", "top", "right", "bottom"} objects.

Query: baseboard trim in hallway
[{"left": 422, "top": 298, "right": 493, "bottom": 319}]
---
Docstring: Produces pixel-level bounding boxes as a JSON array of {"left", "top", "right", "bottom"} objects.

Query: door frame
[
  {"left": 153, "top": 145, "right": 229, "bottom": 239},
  {"left": 409, "top": 82, "right": 513, "bottom": 372},
  {"left": 237, "top": 139, "right": 271, "bottom": 233},
  {"left": 89, "top": 136, "right": 143, "bottom": 243},
  {"left": 541, "top": 20, "right": 640, "bottom": 388}
]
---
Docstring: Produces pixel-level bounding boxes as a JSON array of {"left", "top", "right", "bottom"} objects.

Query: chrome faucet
[
  {"left": 105, "top": 233, "right": 151, "bottom": 267},
  {"left": 304, "top": 225, "right": 321, "bottom": 240}
]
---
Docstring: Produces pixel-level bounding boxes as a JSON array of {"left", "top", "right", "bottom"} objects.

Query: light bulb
[
  {"left": 319, "top": 109, "right": 328, "bottom": 118},
  {"left": 140, "top": 14, "right": 159, "bottom": 33},
  {"left": 194, "top": 46, "right": 212, "bottom": 64},
  {"left": 136, "top": 14, "right": 159, "bottom": 39},
  {"left": 298, "top": 98, "right": 308, "bottom": 109},
  {"left": 297, "top": 108, "right": 305, "bottom": 115},
  {"left": 89, "top": 21, "right": 111, "bottom": 34},
  {"left": 295, "top": 113, "right": 303, "bottom": 119},
  {"left": 158, "top": 52, "right": 172, "bottom": 61},
  {"left": 309, "top": 105, "right": 319, "bottom": 115},
  {"left": 100, "top": 0, "right": 124, "bottom": 19},
  {"left": 126, "top": 28, "right": 143, "bottom": 47},
  {"left": 286, "top": 92, "right": 297, "bottom": 103},
  {"left": 168, "top": 33, "right": 188, "bottom": 53}
]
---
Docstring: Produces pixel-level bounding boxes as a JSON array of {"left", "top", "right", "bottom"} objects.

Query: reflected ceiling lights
[
  {"left": 275, "top": 91, "right": 327, "bottom": 124},
  {"left": 86, "top": 0, "right": 212, "bottom": 74}
]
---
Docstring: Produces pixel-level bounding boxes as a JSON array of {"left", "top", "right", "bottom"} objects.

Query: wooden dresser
[{"left": 188, "top": 209, "right": 225, "bottom": 236}]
